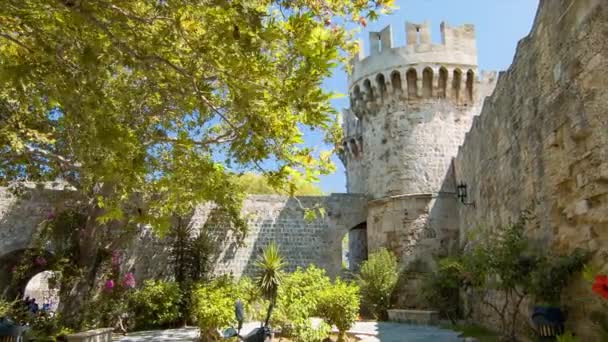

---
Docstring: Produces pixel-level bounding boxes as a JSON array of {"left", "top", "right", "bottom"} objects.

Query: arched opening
[
  {"left": 342, "top": 222, "right": 368, "bottom": 272},
  {"left": 391, "top": 71, "right": 402, "bottom": 93},
  {"left": 23, "top": 271, "right": 60, "bottom": 315},
  {"left": 466, "top": 70, "right": 475, "bottom": 102},
  {"left": 350, "top": 138, "right": 359, "bottom": 157},
  {"left": 363, "top": 79, "right": 374, "bottom": 101},
  {"left": 452, "top": 69, "right": 462, "bottom": 101},
  {"left": 422, "top": 67, "right": 433, "bottom": 98},
  {"left": 438, "top": 67, "right": 448, "bottom": 98},
  {"left": 406, "top": 68, "right": 417, "bottom": 98},
  {"left": 353, "top": 85, "right": 362, "bottom": 102},
  {"left": 376, "top": 73, "right": 387, "bottom": 98},
  {"left": 0, "top": 249, "right": 55, "bottom": 300}
]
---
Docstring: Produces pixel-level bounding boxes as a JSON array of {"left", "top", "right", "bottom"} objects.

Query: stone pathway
[{"left": 113, "top": 321, "right": 462, "bottom": 341}]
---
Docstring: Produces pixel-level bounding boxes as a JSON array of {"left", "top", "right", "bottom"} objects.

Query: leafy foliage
[
  {"left": 0, "top": 0, "right": 394, "bottom": 234},
  {"left": 556, "top": 331, "right": 580, "bottom": 342},
  {"left": 317, "top": 279, "right": 360, "bottom": 342},
  {"left": 421, "top": 257, "right": 465, "bottom": 323},
  {"left": 191, "top": 275, "right": 263, "bottom": 340},
  {"left": 23, "top": 315, "right": 74, "bottom": 342},
  {"left": 237, "top": 173, "right": 324, "bottom": 196},
  {"left": 273, "top": 265, "right": 331, "bottom": 338},
  {"left": 0, "top": 0, "right": 395, "bottom": 328},
  {"left": 528, "top": 249, "right": 588, "bottom": 305},
  {"left": 357, "top": 248, "right": 399, "bottom": 320},
  {"left": 192, "top": 277, "right": 240, "bottom": 341},
  {"left": 255, "top": 242, "right": 286, "bottom": 303},
  {"left": 0, "top": 298, "right": 15, "bottom": 318},
  {"left": 129, "top": 280, "right": 183, "bottom": 330}
]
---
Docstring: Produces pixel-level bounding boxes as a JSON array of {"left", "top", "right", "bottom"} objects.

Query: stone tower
[{"left": 339, "top": 21, "right": 497, "bottom": 272}]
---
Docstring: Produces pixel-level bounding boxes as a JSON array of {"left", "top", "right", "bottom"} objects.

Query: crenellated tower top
[
  {"left": 350, "top": 21, "right": 477, "bottom": 85},
  {"left": 340, "top": 20, "right": 498, "bottom": 197}
]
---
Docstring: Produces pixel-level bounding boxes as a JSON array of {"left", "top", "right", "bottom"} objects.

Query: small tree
[
  {"left": 357, "top": 248, "right": 399, "bottom": 320},
  {"left": 255, "top": 242, "right": 286, "bottom": 326},
  {"left": 317, "top": 280, "right": 360, "bottom": 342}
]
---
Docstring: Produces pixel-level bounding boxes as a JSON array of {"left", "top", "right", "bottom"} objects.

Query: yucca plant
[{"left": 255, "top": 242, "right": 286, "bottom": 325}]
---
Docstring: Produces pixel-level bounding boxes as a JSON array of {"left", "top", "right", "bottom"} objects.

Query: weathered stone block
[{"left": 387, "top": 309, "right": 439, "bottom": 325}]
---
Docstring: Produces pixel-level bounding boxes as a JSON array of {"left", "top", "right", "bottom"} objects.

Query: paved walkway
[{"left": 113, "top": 321, "right": 462, "bottom": 341}]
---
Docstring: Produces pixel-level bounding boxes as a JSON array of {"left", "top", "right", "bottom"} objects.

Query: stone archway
[
  {"left": 0, "top": 248, "right": 56, "bottom": 300},
  {"left": 347, "top": 222, "right": 368, "bottom": 272}
]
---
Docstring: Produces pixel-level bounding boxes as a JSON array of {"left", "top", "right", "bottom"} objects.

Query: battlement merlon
[{"left": 349, "top": 21, "right": 478, "bottom": 86}]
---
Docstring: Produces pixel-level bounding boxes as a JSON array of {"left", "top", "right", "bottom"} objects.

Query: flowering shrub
[{"left": 123, "top": 272, "right": 136, "bottom": 289}]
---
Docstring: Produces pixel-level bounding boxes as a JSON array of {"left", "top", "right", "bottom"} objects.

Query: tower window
[
  {"left": 452, "top": 69, "right": 462, "bottom": 102},
  {"left": 422, "top": 67, "right": 433, "bottom": 98},
  {"left": 466, "top": 70, "right": 475, "bottom": 102},
  {"left": 438, "top": 67, "right": 448, "bottom": 98},
  {"left": 406, "top": 68, "right": 417, "bottom": 98},
  {"left": 376, "top": 73, "right": 387, "bottom": 98},
  {"left": 391, "top": 71, "right": 402, "bottom": 93}
]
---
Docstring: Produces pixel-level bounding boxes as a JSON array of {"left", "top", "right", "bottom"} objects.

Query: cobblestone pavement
[{"left": 113, "top": 321, "right": 462, "bottom": 341}]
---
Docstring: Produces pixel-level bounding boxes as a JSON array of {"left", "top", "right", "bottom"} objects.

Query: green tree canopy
[
  {"left": 0, "top": 0, "right": 392, "bottom": 234},
  {"left": 237, "top": 172, "right": 323, "bottom": 195}
]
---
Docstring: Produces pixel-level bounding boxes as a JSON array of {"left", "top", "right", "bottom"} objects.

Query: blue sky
[{"left": 311, "top": 0, "right": 540, "bottom": 194}]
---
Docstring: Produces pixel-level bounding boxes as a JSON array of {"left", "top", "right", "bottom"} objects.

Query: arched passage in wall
[
  {"left": 23, "top": 271, "right": 60, "bottom": 314},
  {"left": 422, "top": 67, "right": 433, "bottom": 98},
  {"left": 376, "top": 73, "right": 387, "bottom": 98},
  {"left": 406, "top": 68, "right": 417, "bottom": 98},
  {"left": 466, "top": 70, "right": 475, "bottom": 102},
  {"left": 438, "top": 67, "right": 448, "bottom": 98},
  {"left": 452, "top": 69, "right": 462, "bottom": 101},
  {"left": 342, "top": 222, "right": 368, "bottom": 272},
  {"left": 0, "top": 249, "right": 56, "bottom": 300},
  {"left": 391, "top": 71, "right": 402, "bottom": 93}
]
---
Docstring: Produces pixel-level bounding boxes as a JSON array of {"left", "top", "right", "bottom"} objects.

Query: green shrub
[
  {"left": 273, "top": 265, "right": 331, "bottom": 337},
  {"left": 528, "top": 249, "right": 588, "bottom": 305},
  {"left": 192, "top": 276, "right": 261, "bottom": 341},
  {"left": 357, "top": 248, "right": 399, "bottom": 320},
  {"left": 317, "top": 279, "right": 360, "bottom": 342},
  {"left": 0, "top": 298, "right": 13, "bottom": 318},
  {"left": 130, "top": 280, "right": 183, "bottom": 329},
  {"left": 421, "top": 257, "right": 464, "bottom": 323},
  {"left": 291, "top": 319, "right": 331, "bottom": 342}
]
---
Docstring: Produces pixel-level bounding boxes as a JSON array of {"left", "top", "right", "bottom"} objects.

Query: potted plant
[{"left": 529, "top": 249, "right": 588, "bottom": 337}]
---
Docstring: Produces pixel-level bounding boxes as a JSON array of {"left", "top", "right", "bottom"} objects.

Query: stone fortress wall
[
  {"left": 0, "top": 186, "right": 367, "bottom": 297},
  {"left": 453, "top": 0, "right": 607, "bottom": 338}
]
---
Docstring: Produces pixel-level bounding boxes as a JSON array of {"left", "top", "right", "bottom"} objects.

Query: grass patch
[{"left": 441, "top": 323, "right": 500, "bottom": 342}]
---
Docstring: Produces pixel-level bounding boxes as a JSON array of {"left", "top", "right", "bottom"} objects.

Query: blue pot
[{"left": 531, "top": 306, "right": 565, "bottom": 337}]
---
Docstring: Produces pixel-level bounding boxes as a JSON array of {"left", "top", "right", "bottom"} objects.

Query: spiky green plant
[{"left": 255, "top": 242, "right": 286, "bottom": 325}]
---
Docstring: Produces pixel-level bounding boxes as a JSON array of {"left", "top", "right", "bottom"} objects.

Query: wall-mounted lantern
[{"left": 457, "top": 182, "right": 476, "bottom": 207}]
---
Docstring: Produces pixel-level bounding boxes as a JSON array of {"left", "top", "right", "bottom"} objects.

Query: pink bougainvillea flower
[
  {"left": 122, "top": 272, "right": 136, "bottom": 289},
  {"left": 46, "top": 212, "right": 56, "bottom": 220},
  {"left": 34, "top": 256, "right": 47, "bottom": 266},
  {"left": 104, "top": 279, "right": 115, "bottom": 291},
  {"left": 592, "top": 275, "right": 608, "bottom": 300}
]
